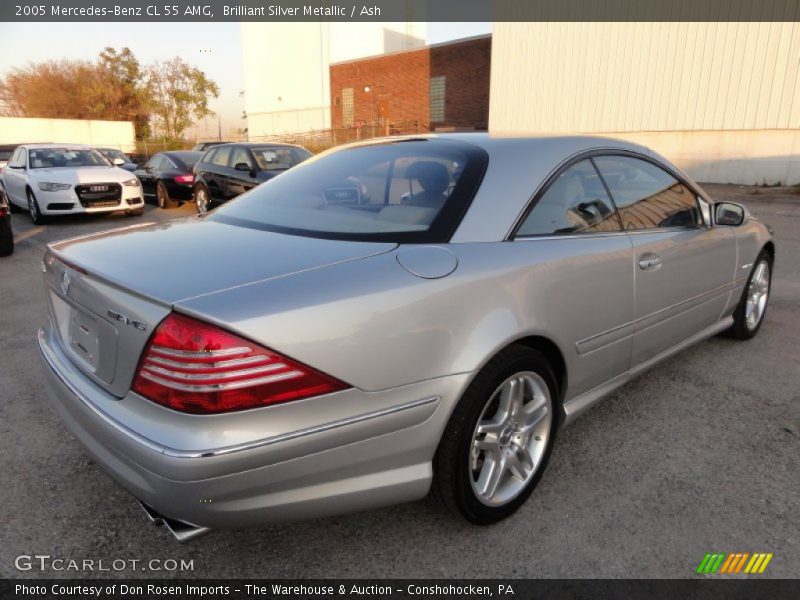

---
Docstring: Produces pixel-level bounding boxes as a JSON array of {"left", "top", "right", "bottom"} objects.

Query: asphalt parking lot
[{"left": 1, "top": 187, "right": 798, "bottom": 579}]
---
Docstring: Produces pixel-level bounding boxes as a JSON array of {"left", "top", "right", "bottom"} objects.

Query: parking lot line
[{"left": 13, "top": 226, "right": 45, "bottom": 243}]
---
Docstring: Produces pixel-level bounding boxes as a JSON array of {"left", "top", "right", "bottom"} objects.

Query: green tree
[{"left": 148, "top": 57, "right": 220, "bottom": 139}]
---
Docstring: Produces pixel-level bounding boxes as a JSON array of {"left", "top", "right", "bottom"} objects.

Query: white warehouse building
[
  {"left": 490, "top": 21, "right": 800, "bottom": 185},
  {"left": 241, "top": 21, "right": 426, "bottom": 138}
]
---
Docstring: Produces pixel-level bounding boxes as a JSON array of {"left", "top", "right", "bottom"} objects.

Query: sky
[{"left": 0, "top": 21, "right": 491, "bottom": 139}]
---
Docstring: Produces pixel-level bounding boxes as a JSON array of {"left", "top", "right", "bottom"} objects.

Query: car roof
[{"left": 21, "top": 143, "right": 93, "bottom": 149}]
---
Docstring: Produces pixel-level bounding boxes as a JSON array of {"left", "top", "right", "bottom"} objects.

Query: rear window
[
  {"left": 251, "top": 146, "right": 312, "bottom": 171},
  {"left": 209, "top": 139, "right": 487, "bottom": 243}
]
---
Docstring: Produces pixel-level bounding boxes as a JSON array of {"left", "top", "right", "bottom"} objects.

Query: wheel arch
[
  {"left": 763, "top": 240, "right": 775, "bottom": 262},
  {"left": 510, "top": 335, "right": 568, "bottom": 403}
]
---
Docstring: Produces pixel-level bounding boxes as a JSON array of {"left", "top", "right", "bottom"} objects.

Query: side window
[
  {"left": 517, "top": 159, "right": 621, "bottom": 236},
  {"left": 594, "top": 156, "right": 701, "bottom": 230},
  {"left": 211, "top": 146, "right": 232, "bottom": 167},
  {"left": 230, "top": 147, "right": 252, "bottom": 169},
  {"left": 9, "top": 148, "right": 23, "bottom": 167},
  {"left": 147, "top": 156, "right": 165, "bottom": 170}
]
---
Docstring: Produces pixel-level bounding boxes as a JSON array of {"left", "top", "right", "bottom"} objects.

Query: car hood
[
  {"left": 48, "top": 217, "right": 397, "bottom": 304},
  {"left": 30, "top": 166, "right": 133, "bottom": 184}
]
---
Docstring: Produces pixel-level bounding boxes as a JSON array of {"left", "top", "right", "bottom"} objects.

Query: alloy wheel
[
  {"left": 745, "top": 259, "right": 770, "bottom": 331},
  {"left": 28, "top": 194, "right": 38, "bottom": 222},
  {"left": 196, "top": 188, "right": 208, "bottom": 214},
  {"left": 469, "top": 371, "right": 552, "bottom": 506}
]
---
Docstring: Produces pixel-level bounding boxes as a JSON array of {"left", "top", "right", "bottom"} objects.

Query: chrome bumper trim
[{"left": 39, "top": 328, "right": 439, "bottom": 460}]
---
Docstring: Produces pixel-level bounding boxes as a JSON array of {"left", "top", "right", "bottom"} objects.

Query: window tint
[
  {"left": 252, "top": 146, "right": 310, "bottom": 171},
  {"left": 210, "top": 140, "right": 485, "bottom": 242},
  {"left": 594, "top": 156, "right": 700, "bottom": 230},
  {"left": 147, "top": 155, "right": 165, "bottom": 170},
  {"left": 9, "top": 148, "right": 24, "bottom": 167},
  {"left": 211, "top": 146, "right": 232, "bottom": 167},
  {"left": 517, "top": 160, "right": 621, "bottom": 236},
  {"left": 229, "top": 147, "right": 252, "bottom": 169}
]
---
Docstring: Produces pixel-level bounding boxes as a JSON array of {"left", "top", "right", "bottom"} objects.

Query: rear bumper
[{"left": 38, "top": 326, "right": 468, "bottom": 529}]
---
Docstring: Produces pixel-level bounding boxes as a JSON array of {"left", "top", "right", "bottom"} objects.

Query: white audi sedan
[{"left": 1, "top": 144, "right": 145, "bottom": 223}]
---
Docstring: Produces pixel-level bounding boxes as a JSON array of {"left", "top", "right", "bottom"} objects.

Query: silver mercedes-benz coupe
[{"left": 39, "top": 134, "right": 774, "bottom": 541}]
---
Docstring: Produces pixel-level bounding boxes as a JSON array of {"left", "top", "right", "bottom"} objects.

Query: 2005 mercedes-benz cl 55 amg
[{"left": 39, "top": 134, "right": 774, "bottom": 541}]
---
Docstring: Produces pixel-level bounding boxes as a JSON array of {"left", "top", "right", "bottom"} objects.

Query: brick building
[{"left": 329, "top": 35, "right": 491, "bottom": 134}]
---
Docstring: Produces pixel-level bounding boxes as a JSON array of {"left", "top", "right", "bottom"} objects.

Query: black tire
[
  {"left": 433, "top": 345, "right": 559, "bottom": 525},
  {"left": 27, "top": 189, "right": 46, "bottom": 225},
  {"left": 0, "top": 216, "right": 13, "bottom": 256},
  {"left": 125, "top": 207, "right": 145, "bottom": 217},
  {"left": 156, "top": 181, "right": 177, "bottom": 209},
  {"left": 725, "top": 248, "right": 772, "bottom": 340}
]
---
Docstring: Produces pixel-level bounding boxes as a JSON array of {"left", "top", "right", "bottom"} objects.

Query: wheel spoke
[
  {"left": 506, "top": 376, "right": 526, "bottom": 417},
  {"left": 473, "top": 437, "right": 500, "bottom": 453},
  {"left": 477, "top": 452, "right": 506, "bottom": 498},
  {"left": 518, "top": 400, "right": 549, "bottom": 434},
  {"left": 506, "top": 449, "right": 528, "bottom": 480}
]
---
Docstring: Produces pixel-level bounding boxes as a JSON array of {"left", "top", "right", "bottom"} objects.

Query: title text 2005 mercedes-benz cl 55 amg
[{"left": 39, "top": 134, "right": 774, "bottom": 541}]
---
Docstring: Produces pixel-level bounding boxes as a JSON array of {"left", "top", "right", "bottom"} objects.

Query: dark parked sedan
[
  {"left": 134, "top": 151, "right": 203, "bottom": 209},
  {"left": 192, "top": 143, "right": 312, "bottom": 214}
]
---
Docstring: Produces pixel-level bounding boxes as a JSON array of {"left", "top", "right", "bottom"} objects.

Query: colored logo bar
[{"left": 697, "top": 552, "right": 773, "bottom": 574}]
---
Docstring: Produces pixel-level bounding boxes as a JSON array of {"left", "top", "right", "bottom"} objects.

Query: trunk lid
[{"left": 45, "top": 217, "right": 396, "bottom": 396}]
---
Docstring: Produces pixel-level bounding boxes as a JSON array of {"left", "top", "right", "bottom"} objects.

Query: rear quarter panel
[{"left": 176, "top": 240, "right": 631, "bottom": 402}]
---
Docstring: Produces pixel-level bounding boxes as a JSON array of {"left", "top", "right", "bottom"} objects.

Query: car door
[
  {"left": 206, "top": 146, "right": 232, "bottom": 202},
  {"left": 137, "top": 156, "right": 163, "bottom": 196},
  {"left": 225, "top": 146, "right": 258, "bottom": 198},
  {"left": 3, "top": 148, "right": 28, "bottom": 207},
  {"left": 593, "top": 154, "right": 737, "bottom": 366},
  {"left": 514, "top": 158, "right": 634, "bottom": 396}
]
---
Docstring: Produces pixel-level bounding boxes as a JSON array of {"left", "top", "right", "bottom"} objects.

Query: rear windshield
[
  {"left": 209, "top": 139, "right": 487, "bottom": 243},
  {"left": 171, "top": 151, "right": 203, "bottom": 168},
  {"left": 251, "top": 146, "right": 312, "bottom": 171}
]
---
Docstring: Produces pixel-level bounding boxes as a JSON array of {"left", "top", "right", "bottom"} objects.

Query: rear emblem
[{"left": 60, "top": 271, "right": 71, "bottom": 295}]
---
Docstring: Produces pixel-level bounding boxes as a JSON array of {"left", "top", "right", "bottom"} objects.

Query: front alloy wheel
[
  {"left": 27, "top": 190, "right": 45, "bottom": 225},
  {"left": 727, "top": 249, "right": 772, "bottom": 340}
]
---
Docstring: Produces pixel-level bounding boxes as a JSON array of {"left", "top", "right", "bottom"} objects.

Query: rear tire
[
  {"left": 156, "top": 181, "right": 177, "bottom": 209},
  {"left": 434, "top": 345, "right": 558, "bottom": 524},
  {"left": 726, "top": 249, "right": 772, "bottom": 340},
  {"left": 0, "top": 216, "right": 13, "bottom": 256},
  {"left": 27, "top": 189, "right": 46, "bottom": 225}
]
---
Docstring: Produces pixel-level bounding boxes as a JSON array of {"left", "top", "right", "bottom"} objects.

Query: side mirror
[
  {"left": 714, "top": 202, "right": 749, "bottom": 227},
  {"left": 234, "top": 162, "right": 252, "bottom": 172},
  {"left": 112, "top": 157, "right": 125, "bottom": 166}
]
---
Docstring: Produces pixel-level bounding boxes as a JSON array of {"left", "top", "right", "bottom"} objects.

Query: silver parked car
[{"left": 39, "top": 135, "right": 774, "bottom": 540}]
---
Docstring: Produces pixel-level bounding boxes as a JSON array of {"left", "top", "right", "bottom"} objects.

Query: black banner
[
  {"left": 3, "top": 579, "right": 800, "bottom": 600},
  {"left": 2, "top": 0, "right": 800, "bottom": 23}
]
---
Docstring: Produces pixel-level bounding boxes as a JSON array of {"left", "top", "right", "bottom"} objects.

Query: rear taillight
[
  {"left": 132, "top": 313, "right": 348, "bottom": 414},
  {"left": 174, "top": 174, "right": 194, "bottom": 184}
]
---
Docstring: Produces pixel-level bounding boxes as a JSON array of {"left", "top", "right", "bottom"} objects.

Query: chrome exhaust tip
[{"left": 138, "top": 500, "right": 211, "bottom": 543}]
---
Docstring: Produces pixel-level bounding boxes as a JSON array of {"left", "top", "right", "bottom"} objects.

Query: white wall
[
  {"left": 0, "top": 117, "right": 135, "bottom": 151},
  {"left": 241, "top": 21, "right": 425, "bottom": 137},
  {"left": 490, "top": 20, "right": 800, "bottom": 184}
]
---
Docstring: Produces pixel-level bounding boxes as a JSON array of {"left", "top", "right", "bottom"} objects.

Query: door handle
[{"left": 638, "top": 253, "right": 662, "bottom": 270}]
